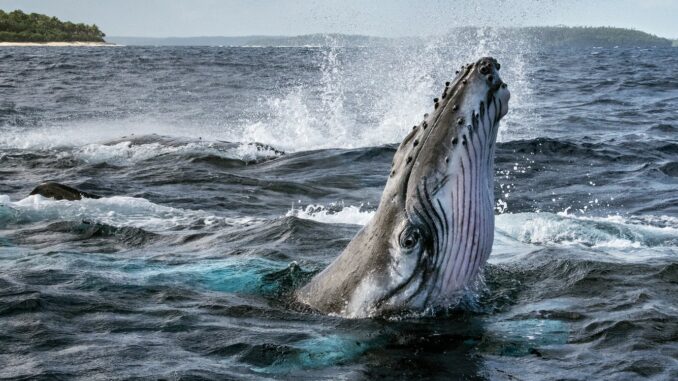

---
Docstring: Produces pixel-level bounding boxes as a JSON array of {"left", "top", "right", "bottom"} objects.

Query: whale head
[{"left": 297, "top": 57, "right": 510, "bottom": 317}]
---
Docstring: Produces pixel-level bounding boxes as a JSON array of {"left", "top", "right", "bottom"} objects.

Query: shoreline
[{"left": 0, "top": 41, "right": 118, "bottom": 47}]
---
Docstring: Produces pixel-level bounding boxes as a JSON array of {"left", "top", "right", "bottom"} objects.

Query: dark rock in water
[
  {"left": 659, "top": 162, "right": 678, "bottom": 177},
  {"left": 29, "top": 182, "right": 101, "bottom": 201}
]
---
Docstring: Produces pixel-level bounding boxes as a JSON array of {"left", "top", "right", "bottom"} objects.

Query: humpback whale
[
  {"left": 296, "top": 57, "right": 510, "bottom": 317},
  {"left": 27, "top": 57, "right": 509, "bottom": 318}
]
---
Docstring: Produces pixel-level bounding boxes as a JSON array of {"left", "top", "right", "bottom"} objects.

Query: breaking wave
[
  {"left": 288, "top": 203, "right": 678, "bottom": 252},
  {"left": 0, "top": 194, "right": 258, "bottom": 232}
]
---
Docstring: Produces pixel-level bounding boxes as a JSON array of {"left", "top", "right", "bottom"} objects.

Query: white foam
[
  {"left": 72, "top": 141, "right": 279, "bottom": 166},
  {"left": 288, "top": 203, "right": 678, "bottom": 254},
  {"left": 495, "top": 212, "right": 678, "bottom": 249},
  {"left": 74, "top": 142, "right": 169, "bottom": 165},
  {"left": 0, "top": 120, "right": 196, "bottom": 151},
  {"left": 286, "top": 204, "right": 375, "bottom": 226},
  {"left": 0, "top": 118, "right": 282, "bottom": 165},
  {"left": 0, "top": 194, "right": 257, "bottom": 232}
]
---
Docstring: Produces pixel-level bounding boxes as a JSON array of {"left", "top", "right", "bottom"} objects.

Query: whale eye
[{"left": 399, "top": 228, "right": 420, "bottom": 250}]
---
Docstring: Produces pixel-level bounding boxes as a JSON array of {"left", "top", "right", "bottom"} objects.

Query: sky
[{"left": 1, "top": 0, "right": 676, "bottom": 39}]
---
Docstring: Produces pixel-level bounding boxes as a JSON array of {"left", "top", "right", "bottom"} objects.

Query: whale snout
[{"left": 471, "top": 57, "right": 510, "bottom": 119}]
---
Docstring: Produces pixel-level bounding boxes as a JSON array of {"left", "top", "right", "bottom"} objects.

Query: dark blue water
[{"left": 0, "top": 42, "right": 677, "bottom": 380}]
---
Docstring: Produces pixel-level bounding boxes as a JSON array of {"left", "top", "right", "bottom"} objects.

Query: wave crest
[{"left": 288, "top": 203, "right": 677, "bottom": 253}]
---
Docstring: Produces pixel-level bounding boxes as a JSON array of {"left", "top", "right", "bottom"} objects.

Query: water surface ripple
[{"left": 0, "top": 45, "right": 677, "bottom": 380}]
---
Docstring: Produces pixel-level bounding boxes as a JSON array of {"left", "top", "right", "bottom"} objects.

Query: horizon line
[{"left": 105, "top": 26, "right": 677, "bottom": 40}]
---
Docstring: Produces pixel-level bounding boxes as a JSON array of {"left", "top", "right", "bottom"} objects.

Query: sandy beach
[{"left": 0, "top": 41, "right": 117, "bottom": 47}]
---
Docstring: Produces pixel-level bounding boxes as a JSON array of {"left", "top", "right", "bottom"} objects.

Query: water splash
[{"left": 239, "top": 30, "right": 537, "bottom": 152}]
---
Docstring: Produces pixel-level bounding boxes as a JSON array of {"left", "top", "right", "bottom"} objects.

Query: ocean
[{"left": 0, "top": 38, "right": 676, "bottom": 380}]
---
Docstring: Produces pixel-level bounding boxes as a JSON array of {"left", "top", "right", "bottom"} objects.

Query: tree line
[
  {"left": 522, "top": 26, "right": 671, "bottom": 48},
  {"left": 0, "top": 9, "right": 105, "bottom": 42}
]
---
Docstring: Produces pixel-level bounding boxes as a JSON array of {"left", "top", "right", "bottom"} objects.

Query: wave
[
  {"left": 498, "top": 137, "right": 677, "bottom": 160},
  {"left": 74, "top": 139, "right": 282, "bottom": 166},
  {"left": 4, "top": 127, "right": 674, "bottom": 170},
  {"left": 286, "top": 203, "right": 375, "bottom": 226},
  {"left": 287, "top": 204, "right": 678, "bottom": 252},
  {"left": 495, "top": 212, "right": 678, "bottom": 250},
  {"left": 0, "top": 133, "right": 283, "bottom": 165},
  {"left": 4, "top": 220, "right": 162, "bottom": 250},
  {"left": 0, "top": 194, "right": 259, "bottom": 232}
]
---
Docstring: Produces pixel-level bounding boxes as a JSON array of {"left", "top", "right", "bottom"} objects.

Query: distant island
[
  {"left": 0, "top": 9, "right": 105, "bottom": 43},
  {"left": 0, "top": 11, "right": 671, "bottom": 49},
  {"left": 108, "top": 27, "right": 673, "bottom": 49},
  {"left": 520, "top": 26, "right": 672, "bottom": 48}
]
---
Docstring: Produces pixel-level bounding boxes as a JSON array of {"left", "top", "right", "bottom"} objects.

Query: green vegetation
[
  {"left": 108, "top": 27, "right": 671, "bottom": 48},
  {"left": 0, "top": 9, "right": 105, "bottom": 42},
  {"left": 520, "top": 26, "right": 671, "bottom": 48}
]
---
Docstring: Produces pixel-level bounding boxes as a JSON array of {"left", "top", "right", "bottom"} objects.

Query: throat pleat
[{"left": 434, "top": 104, "right": 497, "bottom": 300}]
